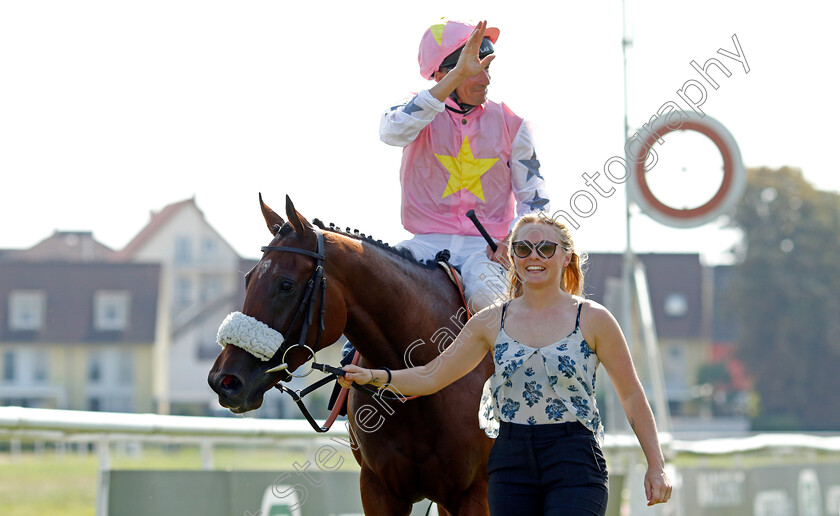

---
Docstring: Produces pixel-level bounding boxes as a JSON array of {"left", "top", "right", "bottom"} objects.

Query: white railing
[
  {"left": 0, "top": 406, "right": 349, "bottom": 469},
  {"left": 4, "top": 406, "right": 840, "bottom": 516},
  {"left": 0, "top": 405, "right": 343, "bottom": 440},
  {"left": 6, "top": 406, "right": 840, "bottom": 458}
]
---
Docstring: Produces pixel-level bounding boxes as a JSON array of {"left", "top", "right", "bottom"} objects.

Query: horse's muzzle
[{"left": 207, "top": 368, "right": 268, "bottom": 413}]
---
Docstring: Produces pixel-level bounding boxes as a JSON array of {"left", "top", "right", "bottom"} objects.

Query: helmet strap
[{"left": 446, "top": 90, "right": 476, "bottom": 114}]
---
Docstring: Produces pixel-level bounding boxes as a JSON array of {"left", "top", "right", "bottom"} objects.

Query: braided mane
[{"left": 312, "top": 218, "right": 439, "bottom": 270}]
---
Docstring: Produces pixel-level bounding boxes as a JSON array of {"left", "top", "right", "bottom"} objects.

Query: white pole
[
  {"left": 96, "top": 437, "right": 111, "bottom": 516},
  {"left": 617, "top": 0, "right": 636, "bottom": 436}
]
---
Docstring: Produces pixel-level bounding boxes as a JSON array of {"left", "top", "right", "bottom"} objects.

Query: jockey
[
  {"left": 382, "top": 19, "right": 551, "bottom": 311},
  {"left": 332, "top": 20, "right": 552, "bottom": 405}
]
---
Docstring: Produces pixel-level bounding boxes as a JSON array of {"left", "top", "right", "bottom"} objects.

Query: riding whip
[{"left": 465, "top": 209, "right": 497, "bottom": 252}]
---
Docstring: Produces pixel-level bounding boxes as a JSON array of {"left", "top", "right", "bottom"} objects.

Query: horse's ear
[
  {"left": 259, "top": 193, "right": 285, "bottom": 235},
  {"left": 285, "top": 195, "right": 313, "bottom": 238}
]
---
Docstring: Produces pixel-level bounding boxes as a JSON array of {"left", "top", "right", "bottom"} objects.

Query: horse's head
[{"left": 208, "top": 195, "right": 346, "bottom": 413}]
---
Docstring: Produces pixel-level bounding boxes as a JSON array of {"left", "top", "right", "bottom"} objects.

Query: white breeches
[{"left": 396, "top": 233, "right": 509, "bottom": 312}]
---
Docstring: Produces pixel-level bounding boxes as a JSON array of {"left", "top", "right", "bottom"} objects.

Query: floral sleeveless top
[{"left": 478, "top": 300, "right": 605, "bottom": 444}]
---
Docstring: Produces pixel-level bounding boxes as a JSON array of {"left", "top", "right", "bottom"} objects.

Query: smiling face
[
  {"left": 454, "top": 67, "right": 490, "bottom": 105},
  {"left": 434, "top": 66, "right": 491, "bottom": 106},
  {"left": 510, "top": 222, "right": 572, "bottom": 291}
]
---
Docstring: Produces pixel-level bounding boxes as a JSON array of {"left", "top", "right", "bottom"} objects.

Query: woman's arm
[
  {"left": 588, "top": 303, "right": 673, "bottom": 506},
  {"left": 340, "top": 306, "right": 498, "bottom": 396}
]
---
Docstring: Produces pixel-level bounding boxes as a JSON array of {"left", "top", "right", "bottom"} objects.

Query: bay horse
[{"left": 208, "top": 195, "right": 494, "bottom": 515}]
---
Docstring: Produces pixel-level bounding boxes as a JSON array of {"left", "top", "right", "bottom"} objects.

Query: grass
[
  {"left": 0, "top": 442, "right": 360, "bottom": 516},
  {"left": 0, "top": 451, "right": 97, "bottom": 516},
  {"left": 2, "top": 440, "right": 838, "bottom": 515}
]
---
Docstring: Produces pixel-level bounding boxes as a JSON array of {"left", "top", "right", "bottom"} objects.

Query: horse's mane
[{"left": 312, "top": 219, "right": 439, "bottom": 270}]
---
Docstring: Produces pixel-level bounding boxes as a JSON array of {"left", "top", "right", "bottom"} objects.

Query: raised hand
[
  {"left": 429, "top": 20, "right": 496, "bottom": 103},
  {"left": 452, "top": 20, "right": 495, "bottom": 79}
]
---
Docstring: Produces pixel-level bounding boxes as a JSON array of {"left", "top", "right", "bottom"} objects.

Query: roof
[
  {"left": 0, "top": 231, "right": 115, "bottom": 263},
  {"left": 584, "top": 253, "right": 705, "bottom": 340},
  {"left": 113, "top": 198, "right": 198, "bottom": 261},
  {"left": 0, "top": 261, "right": 160, "bottom": 344},
  {"left": 113, "top": 197, "right": 243, "bottom": 262}
]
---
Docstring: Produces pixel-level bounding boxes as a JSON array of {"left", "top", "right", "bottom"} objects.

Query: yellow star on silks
[{"left": 436, "top": 136, "right": 498, "bottom": 201}]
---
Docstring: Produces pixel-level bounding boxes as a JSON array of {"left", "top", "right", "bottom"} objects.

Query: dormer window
[
  {"left": 93, "top": 291, "right": 130, "bottom": 331},
  {"left": 8, "top": 290, "right": 46, "bottom": 331}
]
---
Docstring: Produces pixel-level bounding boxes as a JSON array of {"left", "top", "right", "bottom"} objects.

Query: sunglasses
[{"left": 511, "top": 240, "right": 559, "bottom": 259}]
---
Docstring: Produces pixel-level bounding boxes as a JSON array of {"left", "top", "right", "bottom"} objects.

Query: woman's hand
[
  {"left": 644, "top": 466, "right": 672, "bottom": 505},
  {"left": 338, "top": 364, "right": 373, "bottom": 389}
]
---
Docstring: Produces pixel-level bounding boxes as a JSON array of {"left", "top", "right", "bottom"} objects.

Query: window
[
  {"left": 664, "top": 293, "right": 688, "bottom": 317},
  {"left": 93, "top": 291, "right": 131, "bottom": 331},
  {"left": 176, "top": 277, "right": 193, "bottom": 306},
  {"left": 102, "top": 396, "right": 133, "bottom": 413},
  {"left": 201, "top": 237, "right": 217, "bottom": 258},
  {"left": 32, "top": 349, "right": 48, "bottom": 383},
  {"left": 118, "top": 352, "right": 133, "bottom": 385},
  {"left": 8, "top": 290, "right": 46, "bottom": 331},
  {"left": 202, "top": 277, "right": 222, "bottom": 302},
  {"left": 2, "top": 351, "right": 15, "bottom": 382},
  {"left": 175, "top": 236, "right": 192, "bottom": 264},
  {"left": 88, "top": 351, "right": 102, "bottom": 383}
]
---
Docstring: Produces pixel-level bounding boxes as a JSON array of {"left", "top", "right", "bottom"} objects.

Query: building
[
  {"left": 585, "top": 253, "right": 709, "bottom": 406},
  {"left": 111, "top": 198, "right": 254, "bottom": 415},
  {"left": 0, "top": 198, "right": 256, "bottom": 416},
  {"left": 0, "top": 231, "right": 159, "bottom": 412},
  {"left": 1, "top": 202, "right": 748, "bottom": 426},
  {"left": 583, "top": 253, "right": 749, "bottom": 433}
]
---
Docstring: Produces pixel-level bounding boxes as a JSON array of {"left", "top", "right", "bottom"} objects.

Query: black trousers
[{"left": 487, "top": 421, "right": 609, "bottom": 516}]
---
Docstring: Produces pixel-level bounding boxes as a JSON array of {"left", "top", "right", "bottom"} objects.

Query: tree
[{"left": 731, "top": 166, "right": 840, "bottom": 430}]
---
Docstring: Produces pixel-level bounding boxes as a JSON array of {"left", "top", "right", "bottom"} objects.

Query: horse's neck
[{"left": 333, "top": 238, "right": 462, "bottom": 367}]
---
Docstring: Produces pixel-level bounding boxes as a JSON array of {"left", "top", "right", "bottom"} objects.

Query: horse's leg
[
  {"left": 359, "top": 466, "right": 412, "bottom": 516},
  {"left": 448, "top": 478, "right": 490, "bottom": 516}
]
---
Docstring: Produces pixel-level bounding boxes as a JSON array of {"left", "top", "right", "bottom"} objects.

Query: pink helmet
[{"left": 418, "top": 19, "right": 500, "bottom": 80}]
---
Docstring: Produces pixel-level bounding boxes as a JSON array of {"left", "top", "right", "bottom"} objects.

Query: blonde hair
[{"left": 506, "top": 213, "right": 587, "bottom": 298}]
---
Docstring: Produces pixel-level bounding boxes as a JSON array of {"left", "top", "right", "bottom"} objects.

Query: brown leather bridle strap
[{"left": 261, "top": 229, "right": 327, "bottom": 355}]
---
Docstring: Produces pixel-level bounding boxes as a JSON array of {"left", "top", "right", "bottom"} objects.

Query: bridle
[
  {"left": 259, "top": 226, "right": 415, "bottom": 433},
  {"left": 260, "top": 227, "right": 327, "bottom": 377}
]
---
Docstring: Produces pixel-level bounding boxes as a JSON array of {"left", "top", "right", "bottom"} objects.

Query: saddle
[{"left": 326, "top": 249, "right": 468, "bottom": 416}]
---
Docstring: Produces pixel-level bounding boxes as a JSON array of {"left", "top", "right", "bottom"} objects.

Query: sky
[{"left": 1, "top": 1, "right": 837, "bottom": 265}]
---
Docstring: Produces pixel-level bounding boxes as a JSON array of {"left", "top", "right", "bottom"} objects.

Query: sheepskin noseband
[{"left": 217, "top": 311, "right": 285, "bottom": 362}]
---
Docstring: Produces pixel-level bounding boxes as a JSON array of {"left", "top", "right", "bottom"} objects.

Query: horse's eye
[{"left": 279, "top": 280, "right": 296, "bottom": 293}]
